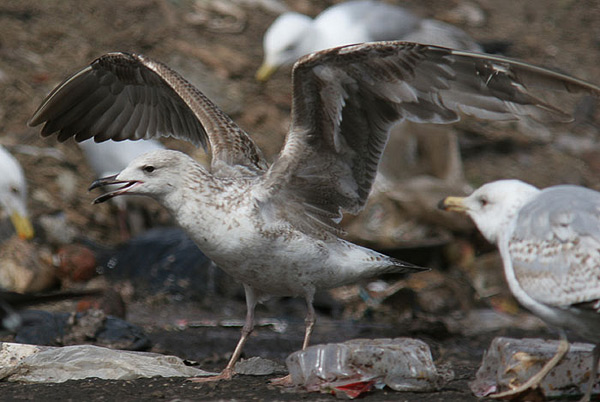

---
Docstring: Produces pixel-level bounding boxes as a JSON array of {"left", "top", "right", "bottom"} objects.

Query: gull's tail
[
  {"left": 383, "top": 255, "right": 429, "bottom": 275},
  {"left": 333, "top": 242, "right": 429, "bottom": 288}
]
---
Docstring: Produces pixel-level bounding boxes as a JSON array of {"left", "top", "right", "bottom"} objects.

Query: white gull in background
[
  {"left": 79, "top": 139, "right": 166, "bottom": 181},
  {"left": 0, "top": 145, "right": 34, "bottom": 240},
  {"left": 256, "top": 0, "right": 481, "bottom": 81},
  {"left": 28, "top": 42, "right": 600, "bottom": 383},
  {"left": 78, "top": 138, "right": 165, "bottom": 238},
  {"left": 441, "top": 180, "right": 600, "bottom": 401}
]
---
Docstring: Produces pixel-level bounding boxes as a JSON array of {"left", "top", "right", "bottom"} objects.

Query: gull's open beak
[
  {"left": 10, "top": 212, "right": 34, "bottom": 240},
  {"left": 88, "top": 175, "right": 142, "bottom": 204},
  {"left": 438, "top": 196, "right": 467, "bottom": 213},
  {"left": 255, "top": 62, "right": 277, "bottom": 82}
]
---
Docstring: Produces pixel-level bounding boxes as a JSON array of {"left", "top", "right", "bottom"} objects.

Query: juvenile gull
[
  {"left": 440, "top": 180, "right": 600, "bottom": 401},
  {"left": 28, "top": 42, "right": 600, "bottom": 382},
  {"left": 0, "top": 145, "right": 34, "bottom": 240},
  {"left": 256, "top": 0, "right": 481, "bottom": 81}
]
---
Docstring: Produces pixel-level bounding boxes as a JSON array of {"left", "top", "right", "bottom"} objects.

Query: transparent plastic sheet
[
  {"left": 286, "top": 338, "right": 451, "bottom": 396},
  {"left": 471, "top": 337, "right": 599, "bottom": 398},
  {"left": 0, "top": 342, "right": 215, "bottom": 383}
]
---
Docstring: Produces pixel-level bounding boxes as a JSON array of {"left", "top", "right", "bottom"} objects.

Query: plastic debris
[
  {"left": 332, "top": 380, "right": 376, "bottom": 399},
  {"left": 471, "top": 337, "right": 599, "bottom": 398},
  {"left": 0, "top": 342, "right": 215, "bottom": 383},
  {"left": 286, "top": 338, "right": 449, "bottom": 396}
]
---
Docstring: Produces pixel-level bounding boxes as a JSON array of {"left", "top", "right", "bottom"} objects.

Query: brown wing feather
[
  {"left": 262, "top": 42, "right": 600, "bottom": 235},
  {"left": 29, "top": 52, "right": 267, "bottom": 176}
]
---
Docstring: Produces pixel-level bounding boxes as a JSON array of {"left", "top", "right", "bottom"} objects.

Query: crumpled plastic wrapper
[
  {"left": 471, "top": 337, "right": 599, "bottom": 398},
  {"left": 0, "top": 342, "right": 214, "bottom": 383},
  {"left": 286, "top": 338, "right": 451, "bottom": 396}
]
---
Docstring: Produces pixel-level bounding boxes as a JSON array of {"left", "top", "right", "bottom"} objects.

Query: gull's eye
[
  {"left": 10, "top": 186, "right": 19, "bottom": 195},
  {"left": 143, "top": 165, "right": 155, "bottom": 173},
  {"left": 479, "top": 196, "right": 489, "bottom": 207},
  {"left": 283, "top": 43, "right": 297, "bottom": 52}
]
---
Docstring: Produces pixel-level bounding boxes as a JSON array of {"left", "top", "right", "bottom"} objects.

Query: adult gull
[
  {"left": 440, "top": 180, "right": 600, "bottom": 401},
  {"left": 28, "top": 42, "right": 600, "bottom": 383},
  {"left": 256, "top": 0, "right": 481, "bottom": 81},
  {"left": 0, "top": 145, "right": 34, "bottom": 240}
]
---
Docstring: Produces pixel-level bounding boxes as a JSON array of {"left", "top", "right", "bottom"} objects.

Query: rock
[
  {"left": 0, "top": 238, "right": 57, "bottom": 293},
  {"left": 234, "top": 356, "right": 286, "bottom": 376},
  {"left": 55, "top": 244, "right": 97, "bottom": 282},
  {"left": 13, "top": 309, "right": 150, "bottom": 351}
]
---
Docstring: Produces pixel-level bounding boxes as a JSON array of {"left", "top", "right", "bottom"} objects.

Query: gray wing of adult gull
[
  {"left": 261, "top": 42, "right": 600, "bottom": 236},
  {"left": 509, "top": 185, "right": 600, "bottom": 308},
  {"left": 28, "top": 52, "right": 267, "bottom": 176}
]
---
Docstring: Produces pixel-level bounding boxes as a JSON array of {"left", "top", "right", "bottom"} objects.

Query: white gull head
[
  {"left": 0, "top": 145, "right": 28, "bottom": 219},
  {"left": 0, "top": 145, "right": 34, "bottom": 239},
  {"left": 262, "top": 12, "right": 313, "bottom": 70},
  {"left": 441, "top": 179, "right": 541, "bottom": 245},
  {"left": 90, "top": 149, "right": 199, "bottom": 204}
]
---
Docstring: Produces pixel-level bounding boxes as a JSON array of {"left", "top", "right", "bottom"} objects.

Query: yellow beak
[
  {"left": 438, "top": 196, "right": 467, "bottom": 213},
  {"left": 255, "top": 62, "right": 278, "bottom": 82},
  {"left": 10, "top": 212, "right": 34, "bottom": 240}
]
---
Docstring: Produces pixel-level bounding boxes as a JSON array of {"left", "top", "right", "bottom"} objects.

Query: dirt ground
[{"left": 1, "top": 0, "right": 600, "bottom": 400}]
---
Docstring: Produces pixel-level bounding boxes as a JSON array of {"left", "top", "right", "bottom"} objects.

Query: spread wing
[
  {"left": 510, "top": 186, "right": 600, "bottom": 308},
  {"left": 28, "top": 52, "right": 267, "bottom": 176},
  {"left": 260, "top": 42, "right": 600, "bottom": 236}
]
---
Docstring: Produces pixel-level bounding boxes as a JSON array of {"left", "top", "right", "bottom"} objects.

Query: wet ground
[
  {"left": 0, "top": 296, "right": 553, "bottom": 401},
  {"left": 1, "top": 0, "right": 600, "bottom": 400}
]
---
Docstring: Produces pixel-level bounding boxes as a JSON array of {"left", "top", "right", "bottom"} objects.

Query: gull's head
[
  {"left": 256, "top": 12, "right": 313, "bottom": 81},
  {"left": 89, "top": 149, "right": 192, "bottom": 204},
  {"left": 439, "top": 180, "right": 541, "bottom": 244},
  {"left": 0, "top": 146, "right": 34, "bottom": 239}
]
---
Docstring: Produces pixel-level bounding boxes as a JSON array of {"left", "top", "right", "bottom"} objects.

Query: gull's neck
[
  {"left": 158, "top": 160, "right": 255, "bottom": 256},
  {"left": 160, "top": 161, "right": 217, "bottom": 212}
]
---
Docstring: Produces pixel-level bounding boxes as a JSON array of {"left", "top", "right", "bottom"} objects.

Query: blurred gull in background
[
  {"left": 441, "top": 180, "right": 600, "bottom": 401},
  {"left": 0, "top": 145, "right": 34, "bottom": 240},
  {"left": 256, "top": 0, "right": 481, "bottom": 81}
]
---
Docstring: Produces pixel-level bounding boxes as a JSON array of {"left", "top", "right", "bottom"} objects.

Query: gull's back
[{"left": 509, "top": 186, "right": 600, "bottom": 339}]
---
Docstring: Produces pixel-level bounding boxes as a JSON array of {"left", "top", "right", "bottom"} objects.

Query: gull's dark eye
[
  {"left": 10, "top": 186, "right": 19, "bottom": 195},
  {"left": 143, "top": 165, "right": 155, "bottom": 173},
  {"left": 479, "top": 196, "right": 489, "bottom": 207},
  {"left": 283, "top": 43, "right": 297, "bottom": 52}
]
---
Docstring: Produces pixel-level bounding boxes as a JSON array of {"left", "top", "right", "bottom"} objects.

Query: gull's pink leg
[
  {"left": 270, "top": 292, "right": 316, "bottom": 387},
  {"left": 189, "top": 285, "right": 257, "bottom": 382}
]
